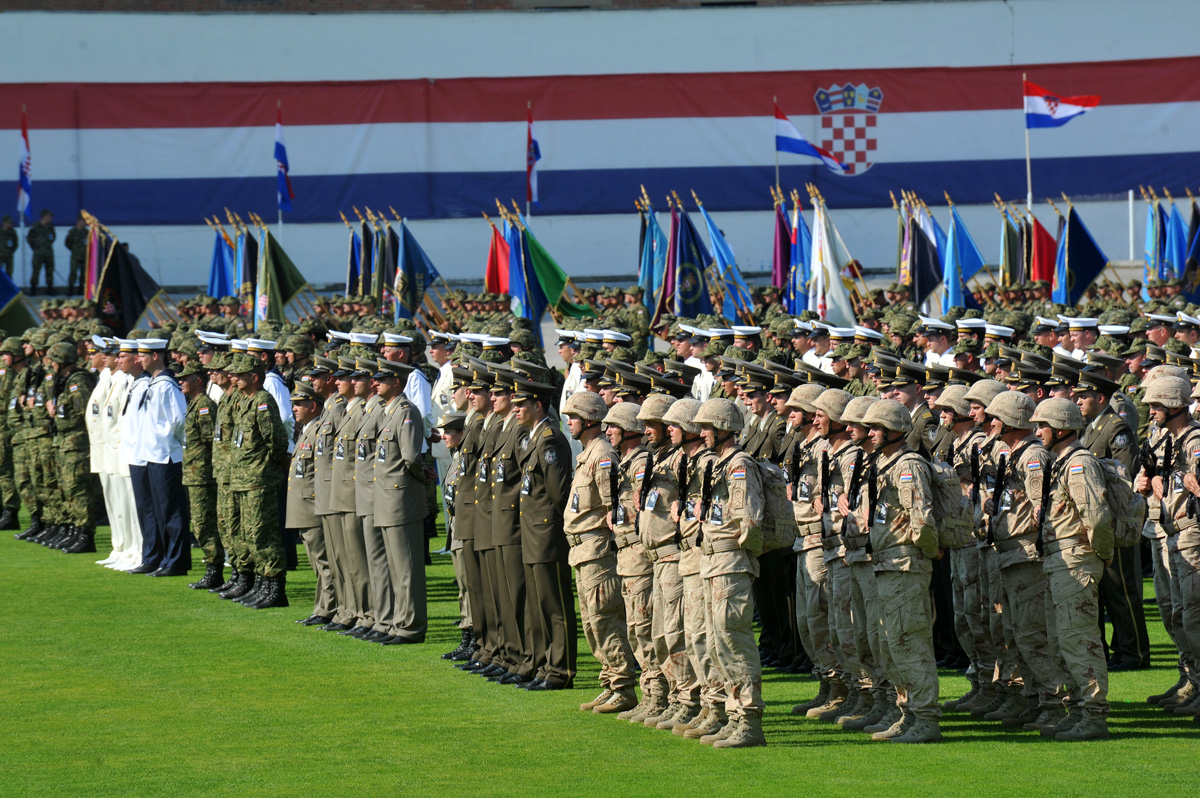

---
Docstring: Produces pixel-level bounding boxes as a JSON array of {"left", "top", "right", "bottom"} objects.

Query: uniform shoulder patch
[
  {"left": 257, "top": 402, "right": 269, "bottom": 411},
  {"left": 69, "top": 384, "right": 79, "bottom": 392},
  {"left": 545, "top": 448, "right": 557, "bottom": 464},
  {"left": 598, "top": 458, "right": 612, "bottom": 469},
  {"left": 1069, "top": 464, "right": 1084, "bottom": 475},
  {"left": 731, "top": 467, "right": 746, "bottom": 479},
  {"left": 899, "top": 472, "right": 913, "bottom": 483},
  {"left": 198, "top": 407, "right": 210, "bottom": 415},
  {"left": 1114, "top": 432, "right": 1130, "bottom": 446},
  {"left": 1026, "top": 460, "right": 1041, "bottom": 471}
]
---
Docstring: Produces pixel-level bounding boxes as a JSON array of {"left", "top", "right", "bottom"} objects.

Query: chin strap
[
  {"left": 715, "top": 430, "right": 736, "bottom": 448},
  {"left": 1165, "top": 407, "right": 1189, "bottom": 425},
  {"left": 882, "top": 432, "right": 906, "bottom": 450}
]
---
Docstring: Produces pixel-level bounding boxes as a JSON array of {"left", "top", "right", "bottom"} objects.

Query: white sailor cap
[
  {"left": 582, "top": 328, "right": 605, "bottom": 343},
  {"left": 459, "top": 333, "right": 489, "bottom": 344},
  {"left": 601, "top": 330, "right": 632, "bottom": 343},
  {"left": 918, "top": 315, "right": 955, "bottom": 332},
  {"left": 446, "top": 333, "right": 464, "bottom": 342},
  {"left": 792, "top": 320, "right": 813, "bottom": 334},
  {"left": 1176, "top": 312, "right": 1200, "bottom": 328},
  {"left": 196, "top": 330, "right": 231, "bottom": 341},
  {"left": 482, "top": 336, "right": 510, "bottom": 349},
  {"left": 984, "top": 324, "right": 1015, "bottom": 339},
  {"left": 1145, "top": 313, "right": 1177, "bottom": 325},
  {"left": 230, "top": 339, "right": 248, "bottom": 352},
  {"left": 554, "top": 328, "right": 576, "bottom": 341},
  {"left": 731, "top": 325, "right": 762, "bottom": 339},
  {"left": 117, "top": 338, "right": 139, "bottom": 352},
  {"left": 1034, "top": 316, "right": 1060, "bottom": 327},
  {"left": 854, "top": 326, "right": 884, "bottom": 342},
  {"left": 1066, "top": 317, "right": 1099, "bottom": 329},
  {"left": 381, "top": 331, "right": 414, "bottom": 345},
  {"left": 348, "top": 332, "right": 378, "bottom": 347},
  {"left": 829, "top": 327, "right": 856, "bottom": 341},
  {"left": 956, "top": 318, "right": 987, "bottom": 330},
  {"left": 90, "top": 334, "right": 107, "bottom": 349},
  {"left": 327, "top": 330, "right": 351, "bottom": 342},
  {"left": 136, "top": 338, "right": 170, "bottom": 353},
  {"left": 429, "top": 330, "right": 451, "bottom": 341},
  {"left": 709, "top": 328, "right": 735, "bottom": 339},
  {"left": 1098, "top": 324, "right": 1130, "bottom": 336}
]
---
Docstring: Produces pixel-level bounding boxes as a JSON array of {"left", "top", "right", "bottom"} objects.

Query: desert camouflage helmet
[
  {"left": 841, "top": 395, "right": 879, "bottom": 425},
  {"left": 662, "top": 398, "right": 702, "bottom": 434},
  {"left": 1143, "top": 375, "right": 1191, "bottom": 408},
  {"left": 785, "top": 382, "right": 824, "bottom": 412},
  {"left": 603, "top": 401, "right": 644, "bottom": 433},
  {"left": 636, "top": 393, "right": 676, "bottom": 424},
  {"left": 1140, "top": 364, "right": 1189, "bottom": 390},
  {"left": 985, "top": 390, "right": 1037, "bottom": 430},
  {"left": 1030, "top": 397, "right": 1084, "bottom": 430},
  {"left": 861, "top": 398, "right": 912, "bottom": 434},
  {"left": 693, "top": 398, "right": 744, "bottom": 433},
  {"left": 811, "top": 388, "right": 853, "bottom": 423},
  {"left": 963, "top": 378, "right": 1008, "bottom": 408},
  {"left": 562, "top": 391, "right": 608, "bottom": 422},
  {"left": 932, "top": 384, "right": 971, "bottom": 417}
]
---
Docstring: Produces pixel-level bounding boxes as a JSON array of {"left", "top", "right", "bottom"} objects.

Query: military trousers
[
  {"left": 494, "top": 542, "right": 532, "bottom": 677},
  {"left": 523, "top": 556, "right": 577, "bottom": 687},
  {"left": 679, "top": 568, "right": 714, "bottom": 707},
  {"left": 31, "top": 435, "right": 60, "bottom": 521},
  {"left": 186, "top": 482, "right": 221, "bottom": 565},
  {"left": 576, "top": 553, "right": 637, "bottom": 693},
  {"left": 827, "top": 556, "right": 868, "bottom": 688},
  {"left": 795, "top": 544, "right": 837, "bottom": 680},
  {"left": 876, "top": 566, "right": 942, "bottom": 722},
  {"left": 754, "top": 548, "right": 798, "bottom": 663},
  {"left": 361, "top": 514, "right": 395, "bottom": 634},
  {"left": 476, "top": 546, "right": 506, "bottom": 668},
  {"left": 0, "top": 429, "right": 18, "bottom": 512},
  {"left": 29, "top": 250, "right": 53, "bottom": 288},
  {"left": 111, "top": 471, "right": 141, "bottom": 563},
  {"left": 380, "top": 521, "right": 427, "bottom": 642},
  {"left": 998, "top": 559, "right": 1064, "bottom": 709},
  {"left": 984, "top": 547, "right": 1018, "bottom": 687},
  {"left": 1148, "top": 532, "right": 1181, "bottom": 651},
  {"left": 460, "top": 538, "right": 493, "bottom": 665},
  {"left": 337, "top": 512, "right": 373, "bottom": 628},
  {"left": 650, "top": 558, "right": 694, "bottom": 706},
  {"left": 1097, "top": 544, "right": 1150, "bottom": 667},
  {"left": 318, "top": 515, "right": 349, "bottom": 625},
  {"left": 617, "top": 543, "right": 661, "bottom": 697},
  {"left": 848, "top": 558, "right": 888, "bottom": 690},
  {"left": 706, "top": 571, "right": 764, "bottom": 720},
  {"left": 1166, "top": 540, "right": 1200, "bottom": 687},
  {"left": 301, "top": 524, "right": 337, "bottom": 620},
  {"left": 1044, "top": 546, "right": 1109, "bottom": 718},
  {"left": 965, "top": 544, "right": 997, "bottom": 684},
  {"left": 450, "top": 544, "right": 473, "bottom": 630},
  {"left": 230, "top": 485, "right": 281, "bottom": 577},
  {"left": 949, "top": 546, "right": 980, "bottom": 669},
  {"left": 12, "top": 435, "right": 38, "bottom": 517}
]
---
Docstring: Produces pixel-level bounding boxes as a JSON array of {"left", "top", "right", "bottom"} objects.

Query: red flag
[
  {"left": 485, "top": 225, "right": 509, "bottom": 293},
  {"left": 1030, "top": 217, "right": 1058, "bottom": 283},
  {"left": 771, "top": 202, "right": 790, "bottom": 289}
]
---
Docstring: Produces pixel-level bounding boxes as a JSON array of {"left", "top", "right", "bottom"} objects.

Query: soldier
[
  {"left": 287, "top": 382, "right": 338, "bottom": 625},
  {"left": 692, "top": 398, "right": 766, "bottom": 748},
  {"left": 371, "top": 359, "right": 429, "bottom": 644},
  {"left": 175, "top": 361, "right": 222, "bottom": 588},
  {"left": 0, "top": 215, "right": 17, "bottom": 277},
  {"left": 438, "top": 411, "right": 473, "bottom": 659},
  {"left": 512, "top": 377, "right": 577, "bottom": 690},
  {"left": 0, "top": 337, "right": 23, "bottom": 530},
  {"left": 1031, "top": 397, "right": 1113, "bottom": 741},
  {"left": 26, "top": 209, "right": 55, "bottom": 294},
  {"left": 454, "top": 368, "right": 496, "bottom": 674},
  {"left": 225, "top": 353, "right": 290, "bottom": 608},
  {"left": 64, "top": 216, "right": 88, "bottom": 295},
  {"left": 45, "top": 341, "right": 97, "bottom": 552},
  {"left": 562, "top": 391, "right": 637, "bottom": 714},
  {"left": 858, "top": 399, "right": 942, "bottom": 743}
]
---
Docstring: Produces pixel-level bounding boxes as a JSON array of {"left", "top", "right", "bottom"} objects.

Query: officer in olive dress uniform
[{"left": 288, "top": 383, "right": 337, "bottom": 625}]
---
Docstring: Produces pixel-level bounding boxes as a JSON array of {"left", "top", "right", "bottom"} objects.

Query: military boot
[
  {"left": 1148, "top": 672, "right": 1189, "bottom": 705},
  {"left": 593, "top": 689, "right": 637, "bottom": 714},
  {"left": 864, "top": 699, "right": 903, "bottom": 735},
  {"left": 618, "top": 693, "right": 656, "bottom": 722},
  {"left": 791, "top": 678, "right": 830, "bottom": 716},
  {"left": 891, "top": 716, "right": 942, "bottom": 744},
  {"left": 943, "top": 677, "right": 979, "bottom": 712},
  {"left": 836, "top": 689, "right": 873, "bottom": 725},
  {"left": 249, "top": 574, "right": 289, "bottom": 609},
  {"left": 443, "top": 629, "right": 472, "bottom": 660},
  {"left": 642, "top": 698, "right": 678, "bottom": 727},
  {"left": 871, "top": 708, "right": 914, "bottom": 741},
  {"left": 580, "top": 689, "right": 614, "bottom": 712},
  {"left": 806, "top": 679, "right": 848, "bottom": 719},
  {"left": 15, "top": 516, "right": 43, "bottom": 540},
  {"left": 1022, "top": 705, "right": 1064, "bottom": 731},
  {"left": 236, "top": 574, "right": 267, "bottom": 605},
  {"left": 1002, "top": 701, "right": 1043, "bottom": 728},
  {"left": 713, "top": 715, "right": 766, "bottom": 749},
  {"left": 672, "top": 706, "right": 710, "bottom": 737},
  {"left": 219, "top": 570, "right": 254, "bottom": 600},
  {"left": 189, "top": 563, "right": 224, "bottom": 590},
  {"left": 822, "top": 686, "right": 863, "bottom": 722},
  {"left": 700, "top": 715, "right": 740, "bottom": 746},
  {"left": 1161, "top": 681, "right": 1197, "bottom": 712},
  {"left": 984, "top": 688, "right": 1029, "bottom": 721},
  {"left": 1170, "top": 690, "right": 1200, "bottom": 716},
  {"left": 659, "top": 703, "right": 699, "bottom": 731},
  {"left": 967, "top": 683, "right": 1006, "bottom": 716},
  {"left": 1040, "top": 705, "right": 1084, "bottom": 737},
  {"left": 844, "top": 689, "right": 889, "bottom": 732},
  {"left": 1055, "top": 715, "right": 1110, "bottom": 741},
  {"left": 38, "top": 524, "right": 67, "bottom": 546},
  {"left": 56, "top": 526, "right": 81, "bottom": 551},
  {"left": 0, "top": 509, "right": 17, "bottom": 530},
  {"left": 64, "top": 529, "right": 96, "bottom": 554},
  {"left": 685, "top": 706, "right": 728, "bottom": 740}
]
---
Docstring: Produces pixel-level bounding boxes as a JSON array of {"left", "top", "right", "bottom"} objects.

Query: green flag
[
  {"left": 255, "top": 230, "right": 310, "bottom": 328},
  {"left": 522, "top": 228, "right": 596, "bottom": 319}
]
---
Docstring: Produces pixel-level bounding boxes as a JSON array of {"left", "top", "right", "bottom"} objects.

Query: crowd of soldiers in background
[{"left": 5, "top": 268, "right": 1200, "bottom": 747}]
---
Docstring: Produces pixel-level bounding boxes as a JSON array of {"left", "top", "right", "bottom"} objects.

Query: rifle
[
  {"left": 640, "top": 449, "right": 657, "bottom": 511},
  {"left": 865, "top": 462, "right": 878, "bottom": 554},
  {"left": 1035, "top": 455, "right": 1055, "bottom": 557},
  {"left": 820, "top": 450, "right": 831, "bottom": 513},
  {"left": 789, "top": 440, "right": 802, "bottom": 490},
  {"left": 846, "top": 449, "right": 865, "bottom": 511},
  {"left": 697, "top": 461, "right": 714, "bottom": 546},
  {"left": 675, "top": 450, "right": 689, "bottom": 546},
  {"left": 610, "top": 451, "right": 622, "bottom": 527},
  {"left": 985, "top": 453, "right": 1008, "bottom": 546},
  {"left": 970, "top": 444, "right": 981, "bottom": 514}
]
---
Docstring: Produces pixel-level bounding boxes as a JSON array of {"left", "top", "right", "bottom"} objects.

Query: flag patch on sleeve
[
  {"left": 899, "top": 472, "right": 913, "bottom": 483},
  {"left": 635, "top": 470, "right": 645, "bottom": 480},
  {"left": 199, "top": 407, "right": 210, "bottom": 415},
  {"left": 257, "top": 402, "right": 269, "bottom": 411},
  {"left": 1027, "top": 461, "right": 1041, "bottom": 471},
  {"left": 598, "top": 458, "right": 611, "bottom": 469},
  {"left": 731, "top": 468, "right": 746, "bottom": 479},
  {"left": 1069, "top": 464, "right": 1084, "bottom": 475}
]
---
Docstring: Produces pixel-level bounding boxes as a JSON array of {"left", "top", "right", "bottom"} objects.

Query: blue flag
[
  {"left": 393, "top": 221, "right": 441, "bottom": 321},
  {"left": 1052, "top": 207, "right": 1108, "bottom": 306},
  {"left": 672, "top": 208, "right": 715, "bottom": 319},
  {"left": 346, "top": 229, "right": 361, "bottom": 296},
  {"left": 639, "top": 205, "right": 668, "bottom": 315},
  {"left": 1165, "top": 203, "right": 1188, "bottom": 280},
  {"left": 697, "top": 205, "right": 752, "bottom": 322},
  {"left": 207, "top": 232, "right": 235, "bottom": 298},
  {"left": 785, "top": 205, "right": 812, "bottom": 314},
  {"left": 942, "top": 206, "right": 986, "bottom": 312},
  {"left": 275, "top": 110, "right": 294, "bottom": 213}
]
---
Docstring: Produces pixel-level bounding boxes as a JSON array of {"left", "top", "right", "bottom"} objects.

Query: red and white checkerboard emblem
[{"left": 814, "top": 83, "right": 884, "bottom": 177}]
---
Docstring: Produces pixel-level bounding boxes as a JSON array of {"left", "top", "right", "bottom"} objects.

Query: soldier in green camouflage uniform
[
  {"left": 26, "top": 210, "right": 56, "bottom": 294},
  {"left": 46, "top": 341, "right": 97, "bottom": 552},
  {"left": 0, "top": 215, "right": 17, "bottom": 278},
  {"left": 64, "top": 216, "right": 88, "bottom": 296},
  {"left": 225, "top": 354, "right": 290, "bottom": 608},
  {"left": 0, "top": 338, "right": 22, "bottom": 529},
  {"left": 179, "top": 361, "right": 222, "bottom": 589},
  {"left": 212, "top": 353, "right": 250, "bottom": 597},
  {"left": 6, "top": 337, "right": 40, "bottom": 534},
  {"left": 27, "top": 335, "right": 64, "bottom": 534}
]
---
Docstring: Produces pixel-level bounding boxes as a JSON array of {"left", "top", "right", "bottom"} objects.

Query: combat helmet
[
  {"left": 861, "top": 398, "right": 912, "bottom": 434},
  {"left": 562, "top": 391, "right": 608, "bottom": 422},
  {"left": 662, "top": 398, "right": 702, "bottom": 435},
  {"left": 693, "top": 398, "right": 744, "bottom": 433},
  {"left": 985, "top": 390, "right": 1037, "bottom": 430},
  {"left": 1030, "top": 397, "right": 1084, "bottom": 431}
]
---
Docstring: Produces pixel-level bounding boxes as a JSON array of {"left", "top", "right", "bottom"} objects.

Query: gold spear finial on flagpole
[
  {"left": 352, "top": 206, "right": 365, "bottom": 222},
  {"left": 389, "top": 206, "right": 402, "bottom": 222},
  {"left": 1163, "top": 187, "right": 1175, "bottom": 203},
  {"left": 1060, "top": 191, "right": 1073, "bottom": 208},
  {"left": 691, "top": 189, "right": 703, "bottom": 208}
]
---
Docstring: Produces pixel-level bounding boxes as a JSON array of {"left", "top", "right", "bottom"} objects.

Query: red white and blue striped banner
[{"left": 3, "top": 55, "right": 1199, "bottom": 226}]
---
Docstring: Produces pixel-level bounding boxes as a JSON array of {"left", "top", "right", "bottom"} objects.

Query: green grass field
[{"left": 2, "top": 519, "right": 1196, "bottom": 797}]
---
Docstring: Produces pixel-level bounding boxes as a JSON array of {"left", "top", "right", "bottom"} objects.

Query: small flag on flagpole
[
  {"left": 526, "top": 103, "right": 541, "bottom": 208},
  {"left": 1023, "top": 81, "right": 1100, "bottom": 129},
  {"left": 774, "top": 103, "right": 848, "bottom": 173},
  {"left": 275, "top": 107, "right": 295, "bottom": 213},
  {"left": 16, "top": 110, "right": 32, "bottom": 221}
]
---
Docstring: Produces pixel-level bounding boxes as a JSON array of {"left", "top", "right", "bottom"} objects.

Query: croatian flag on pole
[
  {"left": 16, "top": 111, "right": 32, "bottom": 221},
  {"left": 275, "top": 108, "right": 294, "bottom": 213},
  {"left": 1023, "top": 80, "right": 1100, "bottom": 129},
  {"left": 774, "top": 103, "right": 848, "bottom": 173},
  {"left": 526, "top": 105, "right": 541, "bottom": 207}
]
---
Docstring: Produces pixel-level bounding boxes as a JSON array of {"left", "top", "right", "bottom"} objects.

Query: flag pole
[
  {"left": 1023, "top": 73, "right": 1034, "bottom": 211},
  {"left": 773, "top": 96, "right": 780, "bottom": 190}
]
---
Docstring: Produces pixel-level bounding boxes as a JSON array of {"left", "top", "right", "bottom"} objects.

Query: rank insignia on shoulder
[
  {"left": 1069, "top": 464, "right": 1084, "bottom": 475},
  {"left": 257, "top": 402, "right": 269, "bottom": 411},
  {"left": 899, "top": 472, "right": 913, "bottom": 483}
]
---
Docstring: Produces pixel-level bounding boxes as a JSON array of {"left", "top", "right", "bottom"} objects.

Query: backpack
[
  {"left": 928, "top": 457, "right": 973, "bottom": 549},
  {"left": 1095, "top": 457, "right": 1145, "bottom": 548},
  {"left": 755, "top": 459, "right": 799, "bottom": 553}
]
